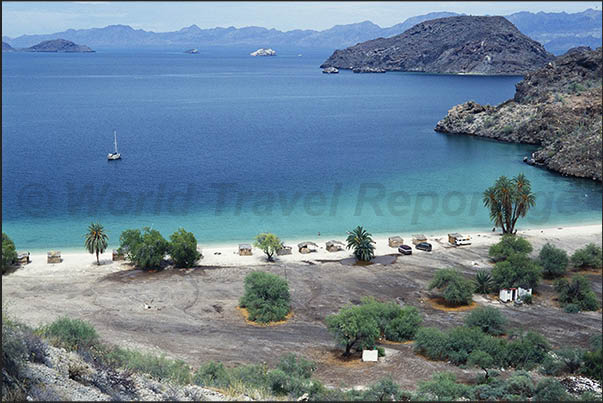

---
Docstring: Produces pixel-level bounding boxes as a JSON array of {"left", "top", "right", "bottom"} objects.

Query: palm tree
[
  {"left": 483, "top": 174, "right": 535, "bottom": 234},
  {"left": 84, "top": 222, "right": 108, "bottom": 265},
  {"left": 346, "top": 226, "right": 375, "bottom": 262}
]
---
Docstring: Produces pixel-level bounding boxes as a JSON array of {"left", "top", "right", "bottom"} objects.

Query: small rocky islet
[{"left": 3, "top": 38, "right": 94, "bottom": 53}]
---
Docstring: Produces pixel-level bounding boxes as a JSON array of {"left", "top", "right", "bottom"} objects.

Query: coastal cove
[{"left": 2, "top": 50, "right": 602, "bottom": 251}]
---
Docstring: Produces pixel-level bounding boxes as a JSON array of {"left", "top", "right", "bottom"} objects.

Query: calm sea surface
[{"left": 2, "top": 49, "right": 601, "bottom": 250}]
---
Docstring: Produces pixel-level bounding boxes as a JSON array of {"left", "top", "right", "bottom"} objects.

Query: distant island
[
  {"left": 435, "top": 46, "right": 602, "bottom": 181},
  {"left": 320, "top": 16, "right": 555, "bottom": 75},
  {"left": 23, "top": 39, "right": 94, "bottom": 53},
  {"left": 2, "top": 41, "right": 15, "bottom": 52},
  {"left": 250, "top": 48, "right": 276, "bottom": 56},
  {"left": 2, "top": 9, "right": 600, "bottom": 54}
]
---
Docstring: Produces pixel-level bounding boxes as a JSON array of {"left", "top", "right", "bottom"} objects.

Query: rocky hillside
[
  {"left": 320, "top": 16, "right": 554, "bottom": 75},
  {"left": 435, "top": 47, "right": 602, "bottom": 181},
  {"left": 2, "top": 41, "right": 15, "bottom": 52},
  {"left": 23, "top": 39, "right": 94, "bottom": 53}
]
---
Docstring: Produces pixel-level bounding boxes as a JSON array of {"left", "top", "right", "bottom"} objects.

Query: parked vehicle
[
  {"left": 415, "top": 242, "right": 432, "bottom": 252},
  {"left": 398, "top": 245, "right": 412, "bottom": 255}
]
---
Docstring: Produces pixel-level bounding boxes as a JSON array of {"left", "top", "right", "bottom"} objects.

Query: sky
[{"left": 2, "top": 1, "right": 601, "bottom": 37}]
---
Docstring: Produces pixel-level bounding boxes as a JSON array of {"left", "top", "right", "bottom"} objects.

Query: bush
[
  {"left": 474, "top": 270, "right": 494, "bottom": 294},
  {"left": 2, "top": 233, "right": 18, "bottom": 273},
  {"left": 266, "top": 369, "right": 303, "bottom": 396},
  {"left": 554, "top": 275, "right": 600, "bottom": 311},
  {"left": 361, "top": 377, "right": 409, "bottom": 401},
  {"left": 467, "top": 350, "right": 494, "bottom": 378},
  {"left": 505, "top": 331, "right": 550, "bottom": 369},
  {"left": 428, "top": 269, "right": 474, "bottom": 306},
  {"left": 464, "top": 306, "right": 507, "bottom": 335},
  {"left": 418, "top": 372, "right": 468, "bottom": 401},
  {"left": 556, "top": 348, "right": 585, "bottom": 374},
  {"left": 491, "top": 253, "right": 542, "bottom": 290},
  {"left": 504, "top": 370, "right": 535, "bottom": 398},
  {"left": 103, "top": 346, "right": 192, "bottom": 384},
  {"left": 169, "top": 228, "right": 201, "bottom": 268},
  {"left": 119, "top": 227, "right": 169, "bottom": 269},
  {"left": 582, "top": 348, "right": 602, "bottom": 382},
  {"left": 193, "top": 361, "right": 230, "bottom": 388},
  {"left": 414, "top": 327, "right": 449, "bottom": 360},
  {"left": 377, "top": 346, "right": 385, "bottom": 357},
  {"left": 539, "top": 243, "right": 569, "bottom": 278},
  {"left": 325, "top": 304, "right": 380, "bottom": 356},
  {"left": 384, "top": 308, "right": 422, "bottom": 342},
  {"left": 533, "top": 378, "right": 570, "bottom": 401},
  {"left": 540, "top": 354, "right": 565, "bottom": 376},
  {"left": 275, "top": 353, "right": 315, "bottom": 379},
  {"left": 253, "top": 233, "right": 282, "bottom": 262},
  {"left": 571, "top": 243, "right": 603, "bottom": 269},
  {"left": 39, "top": 317, "right": 99, "bottom": 351},
  {"left": 564, "top": 303, "right": 581, "bottom": 313},
  {"left": 521, "top": 294, "right": 533, "bottom": 304},
  {"left": 239, "top": 271, "right": 291, "bottom": 323},
  {"left": 489, "top": 235, "right": 532, "bottom": 262},
  {"left": 445, "top": 326, "right": 487, "bottom": 365}
]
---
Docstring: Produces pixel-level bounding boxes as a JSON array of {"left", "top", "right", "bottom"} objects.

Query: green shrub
[
  {"left": 253, "top": 233, "right": 282, "bottom": 262},
  {"left": 556, "top": 348, "right": 585, "bottom": 374},
  {"left": 193, "top": 361, "right": 230, "bottom": 388},
  {"left": 2, "top": 233, "right": 18, "bottom": 273},
  {"left": 275, "top": 353, "right": 315, "bottom": 379},
  {"left": 418, "top": 372, "right": 468, "bottom": 401},
  {"left": 582, "top": 348, "right": 602, "bottom": 382},
  {"left": 414, "top": 327, "right": 448, "bottom": 360},
  {"left": 377, "top": 346, "right": 385, "bottom": 357},
  {"left": 488, "top": 235, "right": 532, "bottom": 262},
  {"left": 169, "top": 228, "right": 201, "bottom": 268},
  {"left": 539, "top": 243, "right": 569, "bottom": 278},
  {"left": 2, "top": 318, "right": 29, "bottom": 379},
  {"left": 266, "top": 368, "right": 303, "bottom": 396},
  {"left": 239, "top": 271, "right": 291, "bottom": 323},
  {"left": 571, "top": 243, "right": 603, "bottom": 269},
  {"left": 554, "top": 275, "right": 600, "bottom": 311},
  {"left": 504, "top": 370, "right": 535, "bottom": 398},
  {"left": 467, "top": 350, "right": 494, "bottom": 378},
  {"left": 361, "top": 377, "right": 410, "bottom": 401},
  {"left": 359, "top": 296, "right": 402, "bottom": 331},
  {"left": 119, "top": 227, "right": 169, "bottom": 269},
  {"left": 325, "top": 304, "right": 380, "bottom": 356},
  {"left": 564, "top": 303, "right": 581, "bottom": 313},
  {"left": 103, "top": 346, "right": 192, "bottom": 384},
  {"left": 384, "top": 311, "right": 421, "bottom": 342},
  {"left": 464, "top": 306, "right": 507, "bottom": 335},
  {"left": 534, "top": 378, "right": 570, "bottom": 401},
  {"left": 491, "top": 253, "right": 542, "bottom": 290},
  {"left": 474, "top": 270, "right": 494, "bottom": 294},
  {"left": 428, "top": 269, "right": 474, "bottom": 306},
  {"left": 40, "top": 317, "right": 99, "bottom": 351},
  {"left": 540, "top": 354, "right": 565, "bottom": 376},
  {"left": 505, "top": 331, "right": 550, "bottom": 369},
  {"left": 590, "top": 333, "right": 602, "bottom": 351},
  {"left": 445, "top": 326, "right": 487, "bottom": 365},
  {"left": 521, "top": 294, "right": 533, "bottom": 304}
]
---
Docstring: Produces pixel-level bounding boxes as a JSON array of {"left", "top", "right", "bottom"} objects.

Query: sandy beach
[{"left": 10, "top": 223, "right": 602, "bottom": 276}]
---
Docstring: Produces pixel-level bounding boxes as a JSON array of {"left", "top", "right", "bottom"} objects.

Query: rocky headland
[
  {"left": 435, "top": 46, "right": 602, "bottom": 181},
  {"left": 2, "top": 41, "right": 15, "bottom": 52},
  {"left": 320, "top": 16, "right": 555, "bottom": 75},
  {"left": 23, "top": 39, "right": 94, "bottom": 53}
]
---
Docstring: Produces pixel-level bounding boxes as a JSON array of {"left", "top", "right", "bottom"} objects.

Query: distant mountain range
[{"left": 2, "top": 9, "right": 601, "bottom": 54}]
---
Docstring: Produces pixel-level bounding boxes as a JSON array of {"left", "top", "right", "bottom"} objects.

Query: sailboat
[{"left": 107, "top": 130, "right": 121, "bottom": 160}]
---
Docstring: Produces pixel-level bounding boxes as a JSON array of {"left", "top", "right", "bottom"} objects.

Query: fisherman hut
[
  {"left": 326, "top": 240, "right": 345, "bottom": 252},
  {"left": 412, "top": 234, "right": 427, "bottom": 245},
  {"left": 17, "top": 251, "right": 30, "bottom": 265},
  {"left": 47, "top": 251, "right": 62, "bottom": 264},
  {"left": 277, "top": 244, "right": 292, "bottom": 256},
  {"left": 298, "top": 242, "right": 319, "bottom": 254},
  {"left": 388, "top": 236, "right": 404, "bottom": 248},
  {"left": 112, "top": 249, "right": 125, "bottom": 261},
  {"left": 239, "top": 244, "right": 252, "bottom": 256}
]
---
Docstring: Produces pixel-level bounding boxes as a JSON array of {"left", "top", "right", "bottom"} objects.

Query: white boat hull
[{"left": 107, "top": 153, "right": 121, "bottom": 160}]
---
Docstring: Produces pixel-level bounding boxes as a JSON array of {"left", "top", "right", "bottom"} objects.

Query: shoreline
[{"left": 10, "top": 222, "right": 602, "bottom": 272}]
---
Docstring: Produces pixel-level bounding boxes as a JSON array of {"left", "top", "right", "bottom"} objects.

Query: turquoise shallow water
[{"left": 2, "top": 50, "right": 601, "bottom": 251}]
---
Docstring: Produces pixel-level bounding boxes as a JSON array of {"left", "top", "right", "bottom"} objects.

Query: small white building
[{"left": 499, "top": 287, "right": 532, "bottom": 302}]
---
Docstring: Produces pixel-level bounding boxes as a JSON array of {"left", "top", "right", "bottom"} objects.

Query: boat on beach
[{"left": 107, "top": 130, "right": 121, "bottom": 160}]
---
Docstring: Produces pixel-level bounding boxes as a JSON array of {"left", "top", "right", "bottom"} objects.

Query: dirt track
[{"left": 2, "top": 231, "right": 602, "bottom": 389}]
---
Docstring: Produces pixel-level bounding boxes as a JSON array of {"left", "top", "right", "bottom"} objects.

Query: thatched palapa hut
[
  {"left": 112, "top": 249, "right": 125, "bottom": 261},
  {"left": 17, "top": 251, "right": 30, "bottom": 265},
  {"left": 239, "top": 244, "right": 252, "bottom": 256},
  {"left": 388, "top": 236, "right": 404, "bottom": 248},
  {"left": 326, "top": 240, "right": 345, "bottom": 252},
  {"left": 298, "top": 242, "right": 319, "bottom": 254},
  {"left": 47, "top": 251, "right": 61, "bottom": 264},
  {"left": 277, "top": 244, "right": 292, "bottom": 255},
  {"left": 412, "top": 234, "right": 427, "bottom": 245}
]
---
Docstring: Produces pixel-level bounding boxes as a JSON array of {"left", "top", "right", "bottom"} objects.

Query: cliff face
[
  {"left": 435, "top": 47, "right": 602, "bottom": 181},
  {"left": 24, "top": 39, "right": 94, "bottom": 53},
  {"left": 320, "top": 16, "right": 554, "bottom": 75}
]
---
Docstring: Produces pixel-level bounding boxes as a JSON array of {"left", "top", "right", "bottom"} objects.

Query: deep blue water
[{"left": 2, "top": 49, "right": 601, "bottom": 250}]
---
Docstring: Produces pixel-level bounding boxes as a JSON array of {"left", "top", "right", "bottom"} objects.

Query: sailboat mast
[{"left": 113, "top": 130, "right": 118, "bottom": 154}]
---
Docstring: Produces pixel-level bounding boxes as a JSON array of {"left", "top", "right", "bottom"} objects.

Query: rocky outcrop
[
  {"left": 320, "top": 16, "right": 554, "bottom": 75},
  {"left": 2, "top": 41, "right": 15, "bottom": 52},
  {"left": 435, "top": 47, "right": 602, "bottom": 181},
  {"left": 24, "top": 39, "right": 94, "bottom": 53},
  {"left": 322, "top": 67, "right": 339, "bottom": 74},
  {"left": 250, "top": 48, "right": 276, "bottom": 56}
]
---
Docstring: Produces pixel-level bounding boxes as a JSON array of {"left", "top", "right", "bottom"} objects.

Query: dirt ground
[{"left": 2, "top": 229, "right": 602, "bottom": 390}]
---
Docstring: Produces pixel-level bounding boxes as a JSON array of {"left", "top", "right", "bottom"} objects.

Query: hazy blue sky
[{"left": 2, "top": 1, "right": 601, "bottom": 37}]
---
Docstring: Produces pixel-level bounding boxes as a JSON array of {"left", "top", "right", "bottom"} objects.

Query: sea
[{"left": 2, "top": 48, "right": 601, "bottom": 251}]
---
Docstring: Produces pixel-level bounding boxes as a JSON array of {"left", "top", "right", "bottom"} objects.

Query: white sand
[{"left": 11, "top": 223, "right": 602, "bottom": 277}]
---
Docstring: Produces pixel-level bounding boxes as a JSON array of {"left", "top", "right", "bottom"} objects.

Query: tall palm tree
[
  {"left": 84, "top": 222, "right": 108, "bottom": 265},
  {"left": 483, "top": 174, "right": 535, "bottom": 234},
  {"left": 346, "top": 226, "right": 375, "bottom": 262}
]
